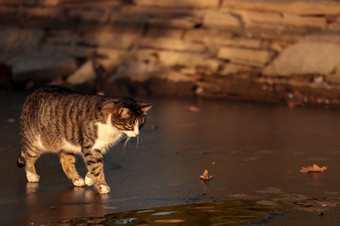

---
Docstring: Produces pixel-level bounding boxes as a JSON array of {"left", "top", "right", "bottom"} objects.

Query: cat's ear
[
  {"left": 118, "top": 107, "right": 130, "bottom": 118},
  {"left": 139, "top": 102, "right": 152, "bottom": 114}
]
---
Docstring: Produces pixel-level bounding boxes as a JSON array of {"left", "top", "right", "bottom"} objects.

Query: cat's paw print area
[
  {"left": 73, "top": 178, "right": 85, "bottom": 187},
  {"left": 99, "top": 184, "right": 110, "bottom": 194},
  {"left": 85, "top": 173, "right": 94, "bottom": 186},
  {"left": 26, "top": 171, "right": 40, "bottom": 183}
]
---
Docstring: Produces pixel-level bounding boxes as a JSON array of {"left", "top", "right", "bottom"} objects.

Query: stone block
[
  {"left": 20, "top": 7, "right": 63, "bottom": 19},
  {"left": 0, "top": 6, "right": 17, "bottom": 15},
  {"left": 110, "top": 13, "right": 147, "bottom": 28},
  {"left": 0, "top": 0, "right": 24, "bottom": 6},
  {"left": 44, "top": 30, "right": 81, "bottom": 45},
  {"left": 327, "top": 63, "right": 340, "bottom": 85},
  {"left": 121, "top": 5, "right": 203, "bottom": 18},
  {"left": 0, "top": 27, "right": 44, "bottom": 63},
  {"left": 134, "top": 0, "right": 219, "bottom": 8},
  {"left": 203, "top": 10, "right": 241, "bottom": 29},
  {"left": 42, "top": 44, "right": 95, "bottom": 58},
  {"left": 64, "top": 1, "right": 122, "bottom": 10},
  {"left": 185, "top": 29, "right": 262, "bottom": 49},
  {"left": 242, "top": 10, "right": 326, "bottom": 29},
  {"left": 156, "top": 50, "right": 220, "bottom": 73},
  {"left": 68, "top": 9, "right": 110, "bottom": 23},
  {"left": 148, "top": 17, "right": 196, "bottom": 29},
  {"left": 263, "top": 39, "right": 340, "bottom": 77},
  {"left": 146, "top": 28, "right": 184, "bottom": 38},
  {"left": 217, "top": 47, "right": 272, "bottom": 67},
  {"left": 38, "top": 0, "right": 60, "bottom": 7},
  {"left": 222, "top": 0, "right": 340, "bottom": 16},
  {"left": 137, "top": 37, "right": 205, "bottom": 52},
  {"left": 219, "top": 63, "right": 255, "bottom": 76},
  {"left": 280, "top": 13, "right": 326, "bottom": 29},
  {"left": 8, "top": 50, "right": 77, "bottom": 82},
  {"left": 83, "top": 30, "right": 140, "bottom": 49},
  {"left": 241, "top": 11, "right": 282, "bottom": 27},
  {"left": 243, "top": 23, "right": 306, "bottom": 42},
  {"left": 66, "top": 60, "right": 96, "bottom": 90},
  {"left": 95, "top": 48, "right": 128, "bottom": 72}
]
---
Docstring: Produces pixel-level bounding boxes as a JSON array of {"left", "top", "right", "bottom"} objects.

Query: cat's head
[{"left": 101, "top": 98, "right": 152, "bottom": 137}]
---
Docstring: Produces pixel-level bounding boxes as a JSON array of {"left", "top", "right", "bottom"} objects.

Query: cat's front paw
[
  {"left": 99, "top": 184, "right": 110, "bottom": 194},
  {"left": 26, "top": 170, "right": 40, "bottom": 183},
  {"left": 73, "top": 178, "right": 85, "bottom": 187},
  {"left": 85, "top": 173, "right": 94, "bottom": 186}
]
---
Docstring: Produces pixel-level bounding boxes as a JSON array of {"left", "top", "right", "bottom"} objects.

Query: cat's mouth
[{"left": 124, "top": 130, "right": 139, "bottom": 137}]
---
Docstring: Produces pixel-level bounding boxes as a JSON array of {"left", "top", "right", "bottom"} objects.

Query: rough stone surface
[
  {"left": 68, "top": 9, "right": 110, "bottom": 23},
  {"left": 218, "top": 47, "right": 272, "bottom": 67},
  {"left": 8, "top": 50, "right": 77, "bottom": 82},
  {"left": 134, "top": 0, "right": 220, "bottom": 8},
  {"left": 203, "top": 10, "right": 241, "bottom": 29},
  {"left": 42, "top": 44, "right": 95, "bottom": 58},
  {"left": 137, "top": 50, "right": 221, "bottom": 73},
  {"left": 95, "top": 48, "right": 127, "bottom": 72},
  {"left": 112, "top": 60, "right": 194, "bottom": 83},
  {"left": 20, "top": 7, "right": 62, "bottom": 19},
  {"left": 327, "top": 63, "right": 340, "bottom": 85},
  {"left": 66, "top": 60, "right": 96, "bottom": 90},
  {"left": 137, "top": 37, "right": 206, "bottom": 52},
  {"left": 0, "top": 0, "right": 339, "bottom": 107},
  {"left": 83, "top": 30, "right": 141, "bottom": 49},
  {"left": 185, "top": 29, "right": 262, "bottom": 48},
  {"left": 146, "top": 28, "right": 184, "bottom": 38},
  {"left": 222, "top": 0, "right": 340, "bottom": 16},
  {"left": 0, "top": 28, "right": 44, "bottom": 63},
  {"left": 44, "top": 30, "right": 81, "bottom": 45},
  {"left": 148, "top": 17, "right": 196, "bottom": 29},
  {"left": 263, "top": 40, "right": 340, "bottom": 76}
]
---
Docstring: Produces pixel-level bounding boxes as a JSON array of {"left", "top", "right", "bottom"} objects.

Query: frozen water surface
[{"left": 1, "top": 91, "right": 340, "bottom": 225}]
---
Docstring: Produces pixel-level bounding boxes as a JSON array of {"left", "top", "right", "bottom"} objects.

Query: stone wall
[{"left": 1, "top": 0, "right": 340, "bottom": 107}]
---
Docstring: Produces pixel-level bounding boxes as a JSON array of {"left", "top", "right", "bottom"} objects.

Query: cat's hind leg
[
  {"left": 59, "top": 151, "right": 85, "bottom": 187},
  {"left": 21, "top": 145, "right": 41, "bottom": 183}
]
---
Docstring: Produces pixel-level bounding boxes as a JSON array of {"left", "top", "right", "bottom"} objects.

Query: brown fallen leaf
[
  {"left": 200, "top": 169, "right": 213, "bottom": 181},
  {"left": 300, "top": 164, "right": 327, "bottom": 173}
]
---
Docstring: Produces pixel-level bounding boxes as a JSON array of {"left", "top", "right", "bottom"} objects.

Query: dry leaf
[
  {"left": 185, "top": 105, "right": 200, "bottom": 112},
  {"left": 200, "top": 169, "right": 213, "bottom": 181},
  {"left": 300, "top": 164, "right": 327, "bottom": 173}
]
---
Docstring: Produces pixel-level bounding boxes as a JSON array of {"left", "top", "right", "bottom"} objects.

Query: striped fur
[{"left": 18, "top": 85, "right": 151, "bottom": 194}]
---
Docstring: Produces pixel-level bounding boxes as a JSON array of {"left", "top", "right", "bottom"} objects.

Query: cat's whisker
[
  {"left": 139, "top": 134, "right": 144, "bottom": 149},
  {"left": 136, "top": 135, "right": 140, "bottom": 150},
  {"left": 118, "top": 134, "right": 128, "bottom": 144},
  {"left": 123, "top": 137, "right": 131, "bottom": 152}
]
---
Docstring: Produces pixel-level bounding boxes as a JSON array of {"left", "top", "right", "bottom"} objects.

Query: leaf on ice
[
  {"left": 300, "top": 164, "right": 327, "bottom": 173},
  {"left": 200, "top": 169, "right": 213, "bottom": 181}
]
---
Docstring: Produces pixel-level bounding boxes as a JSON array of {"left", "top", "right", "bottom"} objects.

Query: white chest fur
[
  {"left": 92, "top": 114, "right": 123, "bottom": 153},
  {"left": 55, "top": 114, "right": 123, "bottom": 154}
]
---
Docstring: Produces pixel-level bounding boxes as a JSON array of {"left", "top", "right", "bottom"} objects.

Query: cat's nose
[{"left": 133, "top": 123, "right": 139, "bottom": 136}]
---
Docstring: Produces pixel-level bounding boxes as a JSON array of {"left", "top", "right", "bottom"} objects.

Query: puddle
[{"left": 49, "top": 198, "right": 340, "bottom": 225}]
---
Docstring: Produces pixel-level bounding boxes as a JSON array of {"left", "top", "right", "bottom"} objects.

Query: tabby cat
[{"left": 17, "top": 85, "right": 151, "bottom": 194}]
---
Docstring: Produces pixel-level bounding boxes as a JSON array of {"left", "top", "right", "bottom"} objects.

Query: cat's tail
[{"left": 17, "top": 152, "right": 25, "bottom": 168}]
